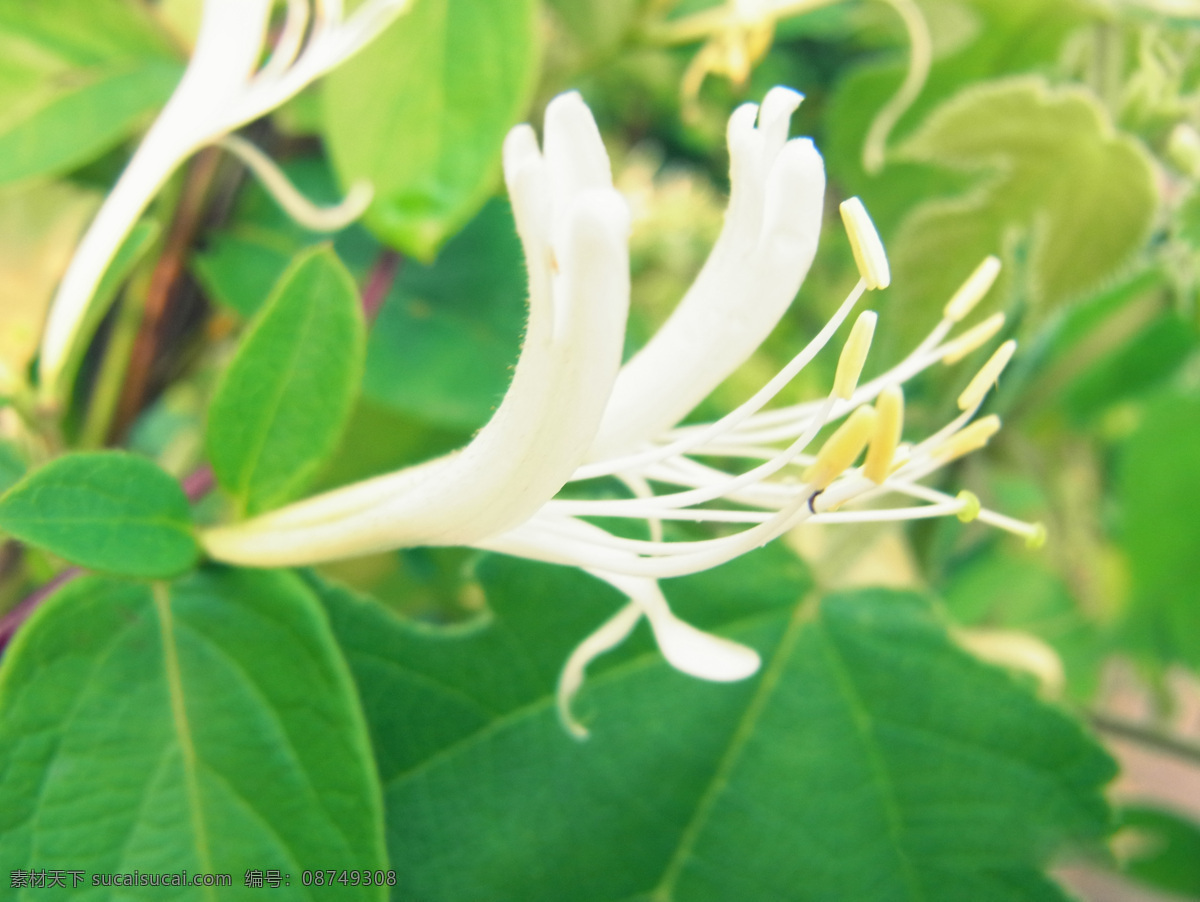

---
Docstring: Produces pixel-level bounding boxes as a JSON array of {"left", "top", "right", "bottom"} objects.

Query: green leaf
[
  {"left": 207, "top": 246, "right": 366, "bottom": 516},
  {"left": 824, "top": 0, "right": 1088, "bottom": 231},
  {"left": 322, "top": 0, "right": 539, "bottom": 260},
  {"left": 0, "top": 0, "right": 182, "bottom": 185},
  {"left": 0, "top": 180, "right": 101, "bottom": 378},
  {"left": 894, "top": 77, "right": 1157, "bottom": 314},
  {"left": 362, "top": 198, "right": 526, "bottom": 430},
  {"left": 1117, "top": 387, "right": 1200, "bottom": 671},
  {"left": 1062, "top": 313, "right": 1196, "bottom": 424},
  {"left": 317, "top": 548, "right": 1115, "bottom": 901},
  {"left": 0, "top": 451, "right": 197, "bottom": 578},
  {"left": 0, "top": 440, "right": 26, "bottom": 495},
  {"left": 0, "top": 568, "right": 387, "bottom": 897},
  {"left": 1119, "top": 805, "right": 1200, "bottom": 897},
  {"left": 192, "top": 229, "right": 297, "bottom": 318},
  {"left": 1174, "top": 183, "right": 1200, "bottom": 251},
  {"left": 940, "top": 544, "right": 1103, "bottom": 701}
]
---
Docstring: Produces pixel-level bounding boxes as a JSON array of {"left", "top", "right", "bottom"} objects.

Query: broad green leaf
[
  {"left": 362, "top": 199, "right": 526, "bottom": 430},
  {"left": 894, "top": 77, "right": 1157, "bottom": 315},
  {"left": 1119, "top": 805, "right": 1200, "bottom": 897},
  {"left": 0, "top": 0, "right": 182, "bottom": 185},
  {"left": 322, "top": 0, "right": 539, "bottom": 260},
  {"left": 1062, "top": 313, "right": 1196, "bottom": 424},
  {"left": 0, "top": 181, "right": 100, "bottom": 379},
  {"left": 1117, "top": 387, "right": 1200, "bottom": 671},
  {"left": 1174, "top": 184, "right": 1200, "bottom": 251},
  {"left": 317, "top": 548, "right": 1115, "bottom": 901},
  {"left": 824, "top": 0, "right": 1089, "bottom": 231},
  {"left": 207, "top": 246, "right": 366, "bottom": 516},
  {"left": 544, "top": 0, "right": 643, "bottom": 60},
  {"left": 313, "top": 398, "right": 466, "bottom": 495},
  {"left": 192, "top": 229, "right": 297, "bottom": 318},
  {"left": 0, "top": 568, "right": 387, "bottom": 898},
  {"left": 0, "top": 451, "right": 197, "bottom": 578},
  {"left": 0, "top": 440, "right": 25, "bottom": 495}
]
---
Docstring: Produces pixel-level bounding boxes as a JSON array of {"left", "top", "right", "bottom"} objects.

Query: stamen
[
  {"left": 955, "top": 490, "right": 981, "bottom": 522},
  {"left": 802, "top": 405, "right": 878, "bottom": 491},
  {"left": 932, "top": 414, "right": 1000, "bottom": 463},
  {"left": 557, "top": 602, "right": 643, "bottom": 739},
  {"left": 220, "top": 134, "right": 373, "bottom": 231},
  {"left": 944, "top": 255, "right": 1001, "bottom": 323},
  {"left": 839, "top": 197, "right": 890, "bottom": 290},
  {"left": 1025, "top": 522, "right": 1048, "bottom": 550},
  {"left": 957, "top": 339, "right": 1016, "bottom": 411},
  {"left": 575, "top": 278, "right": 866, "bottom": 480},
  {"left": 834, "top": 311, "right": 877, "bottom": 399},
  {"left": 261, "top": 0, "right": 311, "bottom": 77},
  {"left": 940, "top": 313, "right": 1006, "bottom": 365},
  {"left": 863, "top": 386, "right": 903, "bottom": 484}
]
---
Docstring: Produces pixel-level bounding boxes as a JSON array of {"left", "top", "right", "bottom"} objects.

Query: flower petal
[
  {"left": 588, "top": 87, "right": 825, "bottom": 458},
  {"left": 204, "top": 96, "right": 633, "bottom": 566}
]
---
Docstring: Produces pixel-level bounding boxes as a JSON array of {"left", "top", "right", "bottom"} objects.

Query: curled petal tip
[
  {"left": 503, "top": 124, "right": 541, "bottom": 177},
  {"left": 758, "top": 85, "right": 803, "bottom": 128},
  {"left": 544, "top": 90, "right": 612, "bottom": 197},
  {"left": 651, "top": 615, "right": 761, "bottom": 682}
]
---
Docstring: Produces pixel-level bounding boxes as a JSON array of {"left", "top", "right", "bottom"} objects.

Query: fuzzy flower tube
[{"left": 200, "top": 87, "right": 1040, "bottom": 735}]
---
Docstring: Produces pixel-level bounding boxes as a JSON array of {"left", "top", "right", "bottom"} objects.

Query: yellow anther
[
  {"left": 933, "top": 415, "right": 1001, "bottom": 463},
  {"left": 803, "top": 405, "right": 878, "bottom": 491},
  {"left": 1025, "top": 523, "right": 1048, "bottom": 550},
  {"left": 833, "top": 311, "right": 877, "bottom": 400},
  {"left": 955, "top": 490, "right": 981, "bottom": 523},
  {"left": 944, "top": 255, "right": 1001, "bottom": 322},
  {"left": 839, "top": 197, "right": 890, "bottom": 290},
  {"left": 863, "top": 385, "right": 903, "bottom": 484},
  {"left": 940, "top": 313, "right": 1006, "bottom": 366},
  {"left": 957, "top": 339, "right": 1016, "bottom": 411}
]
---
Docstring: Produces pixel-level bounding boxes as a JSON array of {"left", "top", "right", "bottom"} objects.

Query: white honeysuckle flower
[
  {"left": 202, "top": 88, "right": 1043, "bottom": 736},
  {"left": 38, "top": 0, "right": 411, "bottom": 400}
]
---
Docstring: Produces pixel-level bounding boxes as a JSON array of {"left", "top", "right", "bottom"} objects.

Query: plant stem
[
  {"left": 1091, "top": 711, "right": 1200, "bottom": 767},
  {"left": 362, "top": 249, "right": 403, "bottom": 322},
  {"left": 78, "top": 267, "right": 154, "bottom": 449},
  {"left": 111, "top": 147, "right": 223, "bottom": 440},
  {"left": 0, "top": 567, "right": 82, "bottom": 654}
]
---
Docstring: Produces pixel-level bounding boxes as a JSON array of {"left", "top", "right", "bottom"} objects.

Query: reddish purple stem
[
  {"left": 361, "top": 250, "right": 402, "bottom": 322},
  {"left": 0, "top": 567, "right": 82, "bottom": 654},
  {"left": 182, "top": 463, "right": 215, "bottom": 502}
]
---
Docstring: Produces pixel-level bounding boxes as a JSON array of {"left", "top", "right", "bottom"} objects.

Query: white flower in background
[
  {"left": 37, "top": 0, "right": 411, "bottom": 400},
  {"left": 203, "top": 87, "right": 1042, "bottom": 736}
]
